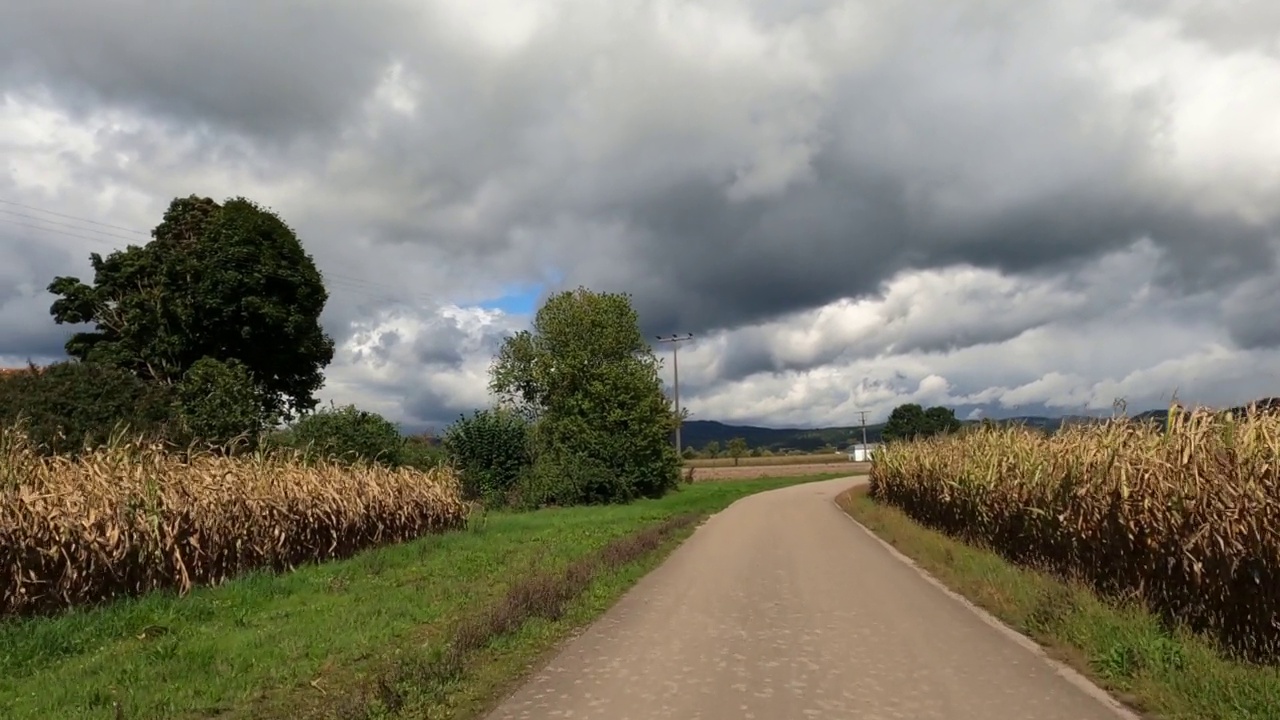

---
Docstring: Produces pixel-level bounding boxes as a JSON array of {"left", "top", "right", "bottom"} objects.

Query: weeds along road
[{"left": 486, "top": 476, "right": 1134, "bottom": 720}]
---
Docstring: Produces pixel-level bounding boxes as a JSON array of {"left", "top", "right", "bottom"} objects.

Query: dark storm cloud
[
  {"left": 3, "top": 0, "right": 1277, "bottom": 372},
  {"left": 412, "top": 321, "right": 467, "bottom": 367},
  {"left": 0, "top": 1, "right": 412, "bottom": 142},
  {"left": 578, "top": 7, "right": 1273, "bottom": 336},
  {"left": 591, "top": 159, "right": 1276, "bottom": 340},
  {"left": 0, "top": 221, "right": 81, "bottom": 361},
  {"left": 0, "top": 316, "right": 71, "bottom": 360},
  {"left": 401, "top": 385, "right": 474, "bottom": 433},
  {"left": 1223, "top": 271, "right": 1280, "bottom": 350}
]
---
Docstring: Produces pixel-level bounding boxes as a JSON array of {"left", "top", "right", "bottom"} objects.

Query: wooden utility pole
[
  {"left": 656, "top": 333, "right": 694, "bottom": 456},
  {"left": 857, "top": 410, "right": 869, "bottom": 459}
]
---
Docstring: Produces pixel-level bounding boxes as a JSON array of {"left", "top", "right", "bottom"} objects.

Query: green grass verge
[
  {"left": 837, "top": 485, "right": 1280, "bottom": 720},
  {"left": 0, "top": 473, "right": 841, "bottom": 719}
]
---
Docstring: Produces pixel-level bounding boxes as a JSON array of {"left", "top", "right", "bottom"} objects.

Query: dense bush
[
  {"left": 278, "top": 404, "right": 405, "bottom": 466},
  {"left": 175, "top": 357, "right": 270, "bottom": 450},
  {"left": 400, "top": 433, "right": 448, "bottom": 471},
  {"left": 443, "top": 408, "right": 532, "bottom": 504},
  {"left": 0, "top": 361, "right": 177, "bottom": 455},
  {"left": 512, "top": 447, "right": 630, "bottom": 509}
]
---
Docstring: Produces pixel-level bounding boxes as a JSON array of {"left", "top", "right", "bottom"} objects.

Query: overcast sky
[{"left": 2, "top": 0, "right": 1278, "bottom": 431}]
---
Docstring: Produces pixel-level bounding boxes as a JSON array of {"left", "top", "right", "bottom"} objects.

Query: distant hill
[
  {"left": 679, "top": 420, "right": 885, "bottom": 453},
  {"left": 678, "top": 397, "right": 1280, "bottom": 453},
  {"left": 679, "top": 416, "right": 1100, "bottom": 452}
]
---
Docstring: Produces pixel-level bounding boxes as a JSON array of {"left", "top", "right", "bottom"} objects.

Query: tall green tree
[
  {"left": 489, "top": 287, "right": 681, "bottom": 502},
  {"left": 726, "top": 437, "right": 749, "bottom": 466},
  {"left": 924, "top": 405, "right": 962, "bottom": 435},
  {"left": 881, "top": 403, "right": 926, "bottom": 442},
  {"left": 47, "top": 195, "right": 334, "bottom": 421},
  {"left": 882, "top": 403, "right": 962, "bottom": 442}
]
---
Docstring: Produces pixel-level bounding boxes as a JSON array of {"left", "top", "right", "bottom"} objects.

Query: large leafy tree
[
  {"left": 490, "top": 287, "right": 681, "bottom": 501},
  {"left": 881, "top": 403, "right": 962, "bottom": 442},
  {"left": 47, "top": 195, "right": 335, "bottom": 421}
]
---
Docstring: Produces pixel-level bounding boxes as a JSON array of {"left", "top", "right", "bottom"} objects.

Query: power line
[
  {"left": 0, "top": 208, "right": 144, "bottom": 243},
  {"left": 0, "top": 197, "right": 149, "bottom": 235},
  {"left": 0, "top": 198, "right": 440, "bottom": 308},
  {"left": 0, "top": 201, "right": 405, "bottom": 294},
  {"left": 0, "top": 214, "right": 417, "bottom": 306}
]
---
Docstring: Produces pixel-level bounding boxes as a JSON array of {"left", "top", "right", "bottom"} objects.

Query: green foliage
[
  {"left": 280, "top": 404, "right": 405, "bottom": 466},
  {"left": 726, "top": 437, "right": 749, "bottom": 466},
  {"left": 0, "top": 361, "right": 177, "bottom": 454},
  {"left": 701, "top": 440, "right": 721, "bottom": 458},
  {"left": 681, "top": 446, "right": 697, "bottom": 460},
  {"left": 442, "top": 408, "right": 533, "bottom": 503},
  {"left": 513, "top": 447, "right": 631, "bottom": 509},
  {"left": 47, "top": 195, "right": 335, "bottom": 421},
  {"left": 175, "top": 358, "right": 270, "bottom": 450},
  {"left": 400, "top": 433, "right": 448, "bottom": 471},
  {"left": 882, "top": 403, "right": 963, "bottom": 442},
  {"left": 489, "top": 287, "right": 681, "bottom": 505},
  {"left": 925, "top": 406, "right": 963, "bottom": 434}
]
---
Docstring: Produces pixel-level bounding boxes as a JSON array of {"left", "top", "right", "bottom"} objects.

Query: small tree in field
[{"left": 727, "top": 437, "right": 749, "bottom": 466}]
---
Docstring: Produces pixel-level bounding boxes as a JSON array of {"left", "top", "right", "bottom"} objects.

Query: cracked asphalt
[{"left": 485, "top": 476, "right": 1132, "bottom": 719}]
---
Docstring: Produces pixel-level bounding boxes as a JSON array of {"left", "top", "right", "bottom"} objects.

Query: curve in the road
[{"left": 486, "top": 476, "right": 1137, "bottom": 720}]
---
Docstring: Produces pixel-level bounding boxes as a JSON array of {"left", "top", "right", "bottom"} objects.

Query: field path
[{"left": 485, "top": 476, "right": 1134, "bottom": 719}]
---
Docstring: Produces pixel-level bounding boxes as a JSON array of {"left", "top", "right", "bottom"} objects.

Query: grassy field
[
  {"left": 683, "top": 453, "right": 851, "bottom": 468},
  {"left": 0, "top": 472, "right": 841, "bottom": 719},
  {"left": 838, "top": 485, "right": 1280, "bottom": 720}
]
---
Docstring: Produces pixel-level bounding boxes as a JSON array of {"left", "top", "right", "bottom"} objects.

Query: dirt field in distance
[
  {"left": 687, "top": 461, "right": 870, "bottom": 481},
  {"left": 683, "top": 454, "right": 853, "bottom": 469}
]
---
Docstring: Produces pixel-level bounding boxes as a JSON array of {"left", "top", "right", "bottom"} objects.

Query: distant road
[{"left": 486, "top": 476, "right": 1132, "bottom": 719}]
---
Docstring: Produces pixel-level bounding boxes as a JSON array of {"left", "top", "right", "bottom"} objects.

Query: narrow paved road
[{"left": 486, "top": 476, "right": 1132, "bottom": 719}]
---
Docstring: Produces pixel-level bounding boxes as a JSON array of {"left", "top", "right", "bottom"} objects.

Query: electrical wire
[{"left": 0, "top": 198, "right": 439, "bottom": 308}]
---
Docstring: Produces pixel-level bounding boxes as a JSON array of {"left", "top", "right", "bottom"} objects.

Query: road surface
[{"left": 485, "top": 476, "right": 1133, "bottom": 720}]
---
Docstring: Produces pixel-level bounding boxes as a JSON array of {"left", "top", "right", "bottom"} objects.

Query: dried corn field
[
  {"left": 870, "top": 406, "right": 1280, "bottom": 662},
  {"left": 0, "top": 428, "right": 467, "bottom": 617}
]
